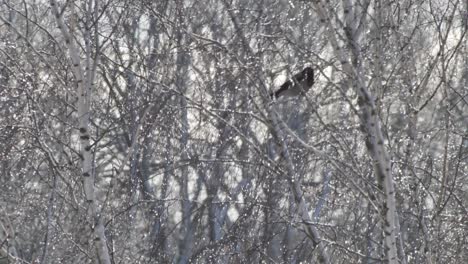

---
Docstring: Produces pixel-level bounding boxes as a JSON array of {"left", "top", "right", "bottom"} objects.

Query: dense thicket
[{"left": 1, "top": 0, "right": 467, "bottom": 263}]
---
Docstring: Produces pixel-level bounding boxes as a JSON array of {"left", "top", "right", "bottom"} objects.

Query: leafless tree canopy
[{"left": 1, "top": 0, "right": 467, "bottom": 263}]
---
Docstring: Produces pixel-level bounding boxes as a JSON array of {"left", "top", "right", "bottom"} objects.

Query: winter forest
[{"left": 1, "top": 0, "right": 467, "bottom": 263}]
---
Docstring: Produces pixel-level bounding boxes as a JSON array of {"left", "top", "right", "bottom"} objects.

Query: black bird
[{"left": 270, "top": 67, "right": 314, "bottom": 99}]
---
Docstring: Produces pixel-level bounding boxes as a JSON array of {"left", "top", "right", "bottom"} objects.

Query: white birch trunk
[
  {"left": 49, "top": 1, "right": 110, "bottom": 263},
  {"left": 312, "top": 1, "right": 400, "bottom": 262}
]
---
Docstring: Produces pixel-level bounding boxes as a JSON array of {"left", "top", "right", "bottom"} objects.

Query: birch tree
[{"left": 48, "top": 0, "right": 111, "bottom": 263}]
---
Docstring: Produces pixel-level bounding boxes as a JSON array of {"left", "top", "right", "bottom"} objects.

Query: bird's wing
[
  {"left": 293, "top": 68, "right": 314, "bottom": 92},
  {"left": 270, "top": 67, "right": 314, "bottom": 99},
  {"left": 292, "top": 70, "right": 306, "bottom": 83},
  {"left": 271, "top": 79, "right": 293, "bottom": 98}
]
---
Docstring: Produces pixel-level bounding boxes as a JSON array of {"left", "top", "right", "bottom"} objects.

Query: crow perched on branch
[{"left": 270, "top": 67, "right": 314, "bottom": 99}]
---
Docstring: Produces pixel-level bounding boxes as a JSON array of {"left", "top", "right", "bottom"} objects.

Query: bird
[{"left": 270, "top": 67, "right": 314, "bottom": 99}]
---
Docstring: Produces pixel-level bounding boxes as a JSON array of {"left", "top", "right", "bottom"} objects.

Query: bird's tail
[{"left": 270, "top": 91, "right": 278, "bottom": 99}]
